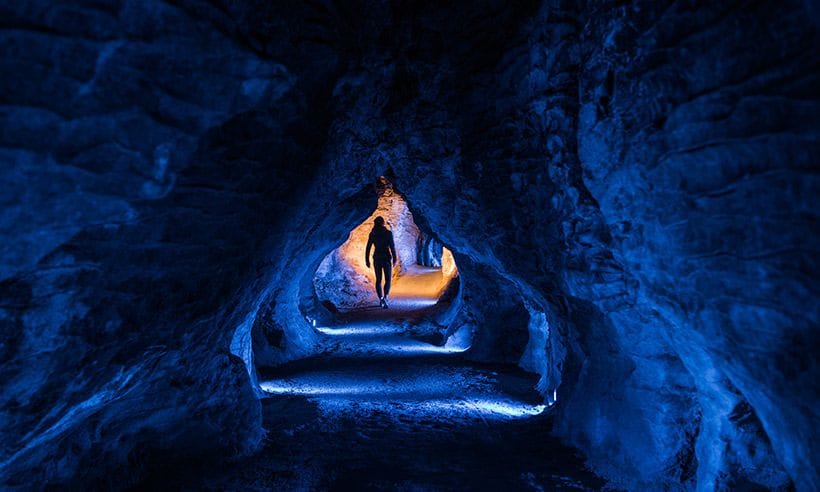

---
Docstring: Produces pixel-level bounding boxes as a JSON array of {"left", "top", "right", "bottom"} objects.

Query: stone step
[{"left": 259, "top": 354, "right": 546, "bottom": 419}]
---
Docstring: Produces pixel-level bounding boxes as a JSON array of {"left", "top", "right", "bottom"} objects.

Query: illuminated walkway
[
  {"left": 260, "top": 326, "right": 545, "bottom": 418},
  {"left": 212, "top": 269, "right": 606, "bottom": 489},
  {"left": 260, "top": 266, "right": 547, "bottom": 419},
  {"left": 334, "top": 264, "right": 455, "bottom": 315}
]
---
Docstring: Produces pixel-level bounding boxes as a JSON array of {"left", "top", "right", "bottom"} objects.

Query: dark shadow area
[{"left": 166, "top": 399, "right": 606, "bottom": 491}]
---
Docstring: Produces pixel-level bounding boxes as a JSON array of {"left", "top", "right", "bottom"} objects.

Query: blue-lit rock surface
[{"left": 0, "top": 0, "right": 817, "bottom": 490}]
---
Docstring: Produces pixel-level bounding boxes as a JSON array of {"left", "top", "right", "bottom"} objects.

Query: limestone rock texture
[{"left": 0, "top": 0, "right": 817, "bottom": 490}]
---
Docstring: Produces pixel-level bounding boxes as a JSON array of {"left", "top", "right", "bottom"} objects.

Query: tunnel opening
[
  {"left": 288, "top": 176, "right": 471, "bottom": 355},
  {"left": 311, "top": 176, "right": 459, "bottom": 324}
]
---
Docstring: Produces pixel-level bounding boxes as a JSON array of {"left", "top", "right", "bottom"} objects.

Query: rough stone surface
[
  {"left": 572, "top": 2, "right": 819, "bottom": 488},
  {"left": 0, "top": 0, "right": 817, "bottom": 490}
]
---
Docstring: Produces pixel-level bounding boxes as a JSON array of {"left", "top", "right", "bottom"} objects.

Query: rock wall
[
  {"left": 574, "top": 1, "right": 819, "bottom": 489},
  {"left": 0, "top": 0, "right": 341, "bottom": 486}
]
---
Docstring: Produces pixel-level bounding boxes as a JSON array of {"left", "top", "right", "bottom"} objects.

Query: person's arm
[
  {"left": 389, "top": 231, "right": 397, "bottom": 265},
  {"left": 365, "top": 233, "right": 373, "bottom": 268}
]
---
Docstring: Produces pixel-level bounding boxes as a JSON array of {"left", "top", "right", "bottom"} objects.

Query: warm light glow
[
  {"left": 441, "top": 247, "right": 457, "bottom": 278},
  {"left": 314, "top": 177, "right": 459, "bottom": 310},
  {"left": 335, "top": 191, "right": 421, "bottom": 284}
]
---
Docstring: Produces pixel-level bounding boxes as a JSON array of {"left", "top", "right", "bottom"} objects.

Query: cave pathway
[{"left": 203, "top": 268, "right": 606, "bottom": 489}]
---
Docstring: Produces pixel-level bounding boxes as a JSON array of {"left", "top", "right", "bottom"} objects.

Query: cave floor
[
  {"left": 179, "top": 274, "right": 606, "bottom": 490},
  {"left": 215, "top": 393, "right": 608, "bottom": 491}
]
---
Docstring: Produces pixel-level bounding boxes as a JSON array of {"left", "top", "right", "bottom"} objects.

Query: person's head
[{"left": 374, "top": 216, "right": 385, "bottom": 228}]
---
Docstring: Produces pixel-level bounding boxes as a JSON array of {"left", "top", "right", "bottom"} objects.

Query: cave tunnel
[
  {"left": 311, "top": 176, "right": 459, "bottom": 316},
  {"left": 1, "top": 1, "right": 818, "bottom": 490}
]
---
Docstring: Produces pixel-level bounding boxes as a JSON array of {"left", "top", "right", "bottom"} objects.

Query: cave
[{"left": 1, "top": 1, "right": 818, "bottom": 490}]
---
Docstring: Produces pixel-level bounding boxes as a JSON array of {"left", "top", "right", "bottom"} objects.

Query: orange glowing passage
[{"left": 314, "top": 185, "right": 458, "bottom": 311}]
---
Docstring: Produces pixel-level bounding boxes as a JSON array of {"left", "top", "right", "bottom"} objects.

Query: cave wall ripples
[{"left": 575, "top": 1, "right": 819, "bottom": 488}]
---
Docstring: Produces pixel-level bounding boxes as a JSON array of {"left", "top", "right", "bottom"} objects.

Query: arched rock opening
[
  {"left": 240, "top": 176, "right": 558, "bottom": 389},
  {"left": 312, "top": 177, "right": 459, "bottom": 314}
]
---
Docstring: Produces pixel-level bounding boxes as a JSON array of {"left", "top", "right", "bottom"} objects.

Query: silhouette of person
[{"left": 365, "top": 216, "right": 397, "bottom": 309}]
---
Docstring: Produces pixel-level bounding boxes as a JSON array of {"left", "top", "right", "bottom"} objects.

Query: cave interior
[{"left": 0, "top": 0, "right": 818, "bottom": 490}]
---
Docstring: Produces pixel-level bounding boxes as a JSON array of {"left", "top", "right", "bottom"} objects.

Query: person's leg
[
  {"left": 382, "top": 262, "right": 392, "bottom": 298},
  {"left": 374, "top": 262, "right": 383, "bottom": 299}
]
